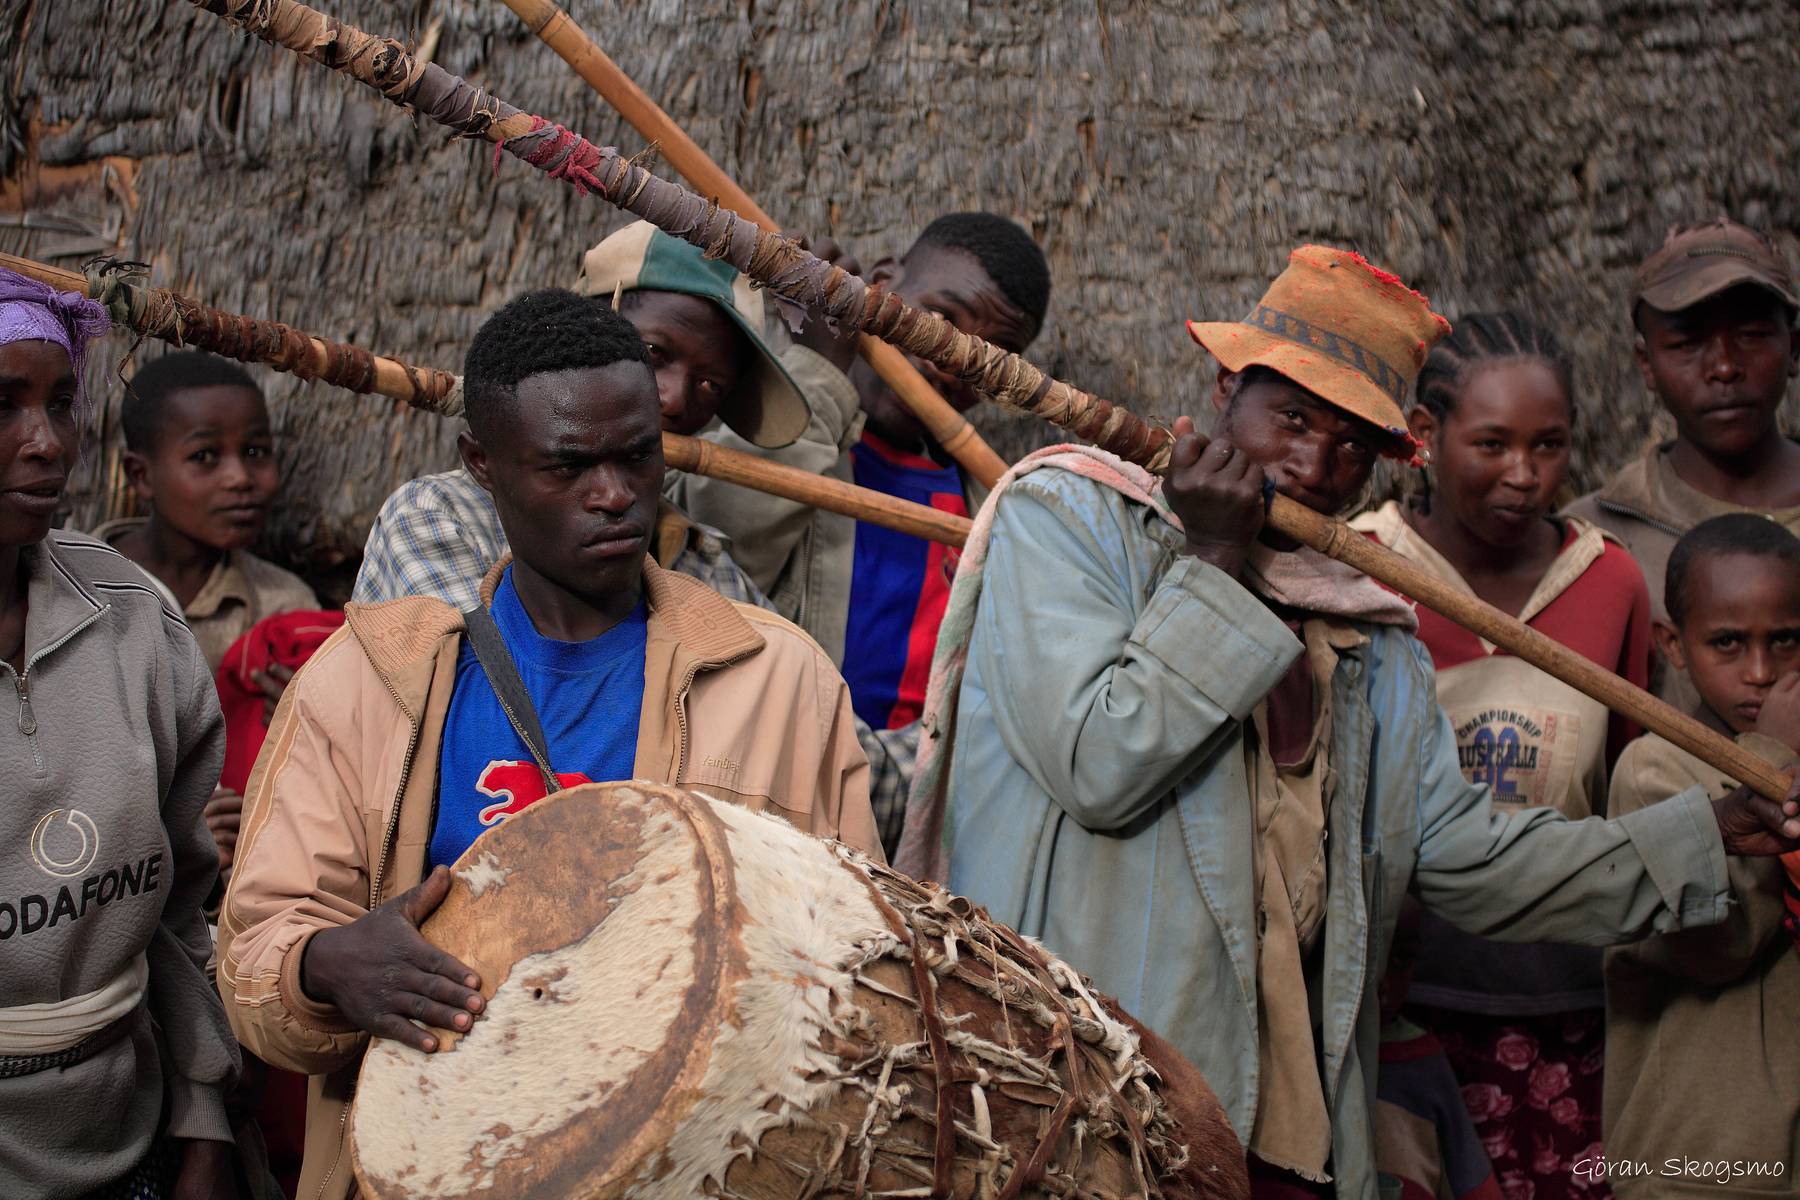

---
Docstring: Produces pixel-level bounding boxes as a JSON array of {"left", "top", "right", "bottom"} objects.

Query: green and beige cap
[{"left": 576, "top": 221, "right": 810, "bottom": 448}]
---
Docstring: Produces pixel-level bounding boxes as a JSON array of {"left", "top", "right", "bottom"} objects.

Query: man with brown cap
[
  {"left": 1567, "top": 218, "right": 1800, "bottom": 707},
  {"left": 896, "top": 246, "right": 1800, "bottom": 1199}
]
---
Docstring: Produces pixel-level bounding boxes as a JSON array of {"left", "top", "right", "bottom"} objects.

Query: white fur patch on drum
[
  {"left": 455, "top": 850, "right": 511, "bottom": 898},
  {"left": 355, "top": 805, "right": 702, "bottom": 1196},
  {"left": 625, "top": 801, "right": 892, "bottom": 1199}
]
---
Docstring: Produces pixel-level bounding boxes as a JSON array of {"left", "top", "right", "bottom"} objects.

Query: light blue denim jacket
[{"left": 942, "top": 469, "right": 1732, "bottom": 1199}]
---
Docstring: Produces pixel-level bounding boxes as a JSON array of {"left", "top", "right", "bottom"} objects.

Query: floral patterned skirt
[{"left": 1407, "top": 1005, "right": 1613, "bottom": 1200}]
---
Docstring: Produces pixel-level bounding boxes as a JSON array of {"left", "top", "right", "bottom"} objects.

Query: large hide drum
[{"left": 350, "top": 782, "right": 1247, "bottom": 1199}]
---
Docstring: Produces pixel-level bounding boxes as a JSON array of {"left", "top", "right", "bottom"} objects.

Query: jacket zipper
[
  {"left": 314, "top": 671, "right": 423, "bottom": 1200},
  {"left": 672, "top": 661, "right": 703, "bottom": 783},
  {"left": 5, "top": 603, "right": 104, "bottom": 753},
  {"left": 4, "top": 665, "right": 42, "bottom": 774},
  {"left": 12, "top": 669, "right": 35, "bottom": 735}
]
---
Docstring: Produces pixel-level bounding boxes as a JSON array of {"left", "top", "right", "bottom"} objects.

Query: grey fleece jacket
[{"left": 0, "top": 530, "right": 237, "bottom": 1199}]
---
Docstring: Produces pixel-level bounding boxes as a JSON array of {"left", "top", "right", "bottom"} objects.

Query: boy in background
[
  {"left": 99, "top": 350, "right": 320, "bottom": 884},
  {"left": 1603, "top": 513, "right": 1800, "bottom": 1195},
  {"left": 1567, "top": 218, "right": 1800, "bottom": 708},
  {"left": 100, "top": 350, "right": 318, "bottom": 669}
]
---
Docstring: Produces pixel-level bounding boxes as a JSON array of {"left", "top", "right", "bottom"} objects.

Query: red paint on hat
[{"left": 1339, "top": 250, "right": 1446, "bottom": 321}]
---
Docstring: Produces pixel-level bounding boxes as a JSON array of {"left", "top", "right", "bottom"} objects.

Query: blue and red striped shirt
[{"left": 843, "top": 431, "right": 968, "bottom": 730}]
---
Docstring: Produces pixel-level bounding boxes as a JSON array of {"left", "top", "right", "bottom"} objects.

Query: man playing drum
[
  {"left": 899, "top": 247, "right": 1800, "bottom": 1200},
  {"left": 216, "top": 290, "right": 880, "bottom": 1200}
]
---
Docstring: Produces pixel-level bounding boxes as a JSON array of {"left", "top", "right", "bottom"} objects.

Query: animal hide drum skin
[{"left": 350, "top": 781, "right": 1248, "bottom": 1199}]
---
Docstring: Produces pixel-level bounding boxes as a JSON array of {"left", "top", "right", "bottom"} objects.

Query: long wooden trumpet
[{"left": 2, "top": 252, "right": 971, "bottom": 548}]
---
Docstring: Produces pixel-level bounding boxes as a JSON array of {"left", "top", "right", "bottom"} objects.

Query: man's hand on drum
[{"left": 299, "top": 866, "right": 485, "bottom": 1052}]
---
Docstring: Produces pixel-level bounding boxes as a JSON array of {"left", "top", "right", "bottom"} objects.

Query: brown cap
[
  {"left": 1187, "top": 246, "right": 1452, "bottom": 464},
  {"left": 1631, "top": 218, "right": 1799, "bottom": 316}
]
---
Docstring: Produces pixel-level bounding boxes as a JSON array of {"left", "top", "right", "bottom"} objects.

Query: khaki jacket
[
  {"left": 217, "top": 558, "right": 877, "bottom": 1200},
  {"left": 93, "top": 517, "right": 320, "bottom": 671},
  {"left": 1603, "top": 731, "right": 1800, "bottom": 1197}
]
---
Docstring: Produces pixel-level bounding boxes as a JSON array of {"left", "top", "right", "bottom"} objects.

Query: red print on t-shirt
[{"left": 475, "top": 760, "right": 593, "bottom": 826}]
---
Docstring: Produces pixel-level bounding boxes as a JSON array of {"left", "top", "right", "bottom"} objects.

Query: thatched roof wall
[{"left": 7, "top": 1, "right": 1799, "bottom": 589}]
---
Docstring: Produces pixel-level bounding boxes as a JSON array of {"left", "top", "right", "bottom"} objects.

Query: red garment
[
  {"left": 1248, "top": 1155, "right": 1332, "bottom": 1199},
  {"left": 215, "top": 609, "right": 343, "bottom": 1198},
  {"left": 214, "top": 609, "right": 345, "bottom": 794},
  {"left": 1409, "top": 1005, "right": 1614, "bottom": 1200}
]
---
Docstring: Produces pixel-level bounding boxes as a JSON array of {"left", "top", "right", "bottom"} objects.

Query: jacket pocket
[{"left": 1362, "top": 846, "right": 1390, "bottom": 977}]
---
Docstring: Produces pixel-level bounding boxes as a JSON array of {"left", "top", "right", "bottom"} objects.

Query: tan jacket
[
  {"left": 1603, "top": 731, "right": 1800, "bottom": 1197},
  {"left": 216, "top": 558, "right": 877, "bottom": 1200}
]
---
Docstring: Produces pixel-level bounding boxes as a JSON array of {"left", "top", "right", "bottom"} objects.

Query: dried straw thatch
[{"left": 6, "top": 1, "right": 1799, "bottom": 587}]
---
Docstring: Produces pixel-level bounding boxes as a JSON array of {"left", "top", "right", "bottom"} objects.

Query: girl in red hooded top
[{"left": 1354, "top": 311, "right": 1651, "bottom": 1200}]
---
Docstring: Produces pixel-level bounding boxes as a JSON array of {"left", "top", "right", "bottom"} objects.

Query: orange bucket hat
[{"left": 1186, "top": 246, "right": 1451, "bottom": 462}]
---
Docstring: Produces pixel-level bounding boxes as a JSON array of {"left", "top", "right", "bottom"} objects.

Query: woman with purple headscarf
[{"left": 0, "top": 266, "right": 239, "bottom": 1199}]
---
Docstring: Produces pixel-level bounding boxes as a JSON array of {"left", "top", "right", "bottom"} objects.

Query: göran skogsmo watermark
[{"left": 1573, "top": 1155, "right": 1789, "bottom": 1186}]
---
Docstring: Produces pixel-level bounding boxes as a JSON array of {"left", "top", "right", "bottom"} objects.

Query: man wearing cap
[
  {"left": 351, "top": 220, "right": 813, "bottom": 610},
  {"left": 1567, "top": 217, "right": 1800, "bottom": 707},
  {"left": 898, "top": 247, "right": 1800, "bottom": 1198}
]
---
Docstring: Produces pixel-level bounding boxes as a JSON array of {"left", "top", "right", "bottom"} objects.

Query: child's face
[
  {"left": 1656, "top": 551, "right": 1800, "bottom": 733},
  {"left": 127, "top": 384, "right": 279, "bottom": 552},
  {"left": 1636, "top": 285, "right": 1799, "bottom": 460},
  {"left": 617, "top": 290, "right": 746, "bottom": 437},
  {"left": 1409, "top": 359, "right": 1571, "bottom": 549}
]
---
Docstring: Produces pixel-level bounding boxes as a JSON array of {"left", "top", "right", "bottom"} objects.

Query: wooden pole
[
  {"left": 3, "top": 252, "right": 971, "bottom": 548},
  {"left": 660, "top": 435, "right": 969, "bottom": 546},
  {"left": 497, "top": 0, "right": 1009, "bottom": 490},
  {"left": 0, "top": 253, "right": 462, "bottom": 409},
  {"left": 186, "top": 0, "right": 1792, "bottom": 803},
  {"left": 188, "top": 0, "right": 1173, "bottom": 469}
]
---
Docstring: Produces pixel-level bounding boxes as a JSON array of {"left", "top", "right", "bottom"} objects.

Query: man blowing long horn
[{"left": 898, "top": 246, "right": 1800, "bottom": 1200}]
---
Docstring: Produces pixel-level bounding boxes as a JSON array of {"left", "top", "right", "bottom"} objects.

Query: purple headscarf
[{"left": 0, "top": 266, "right": 111, "bottom": 409}]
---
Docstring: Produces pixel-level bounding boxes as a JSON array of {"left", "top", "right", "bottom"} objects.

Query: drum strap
[{"left": 463, "top": 605, "right": 562, "bottom": 796}]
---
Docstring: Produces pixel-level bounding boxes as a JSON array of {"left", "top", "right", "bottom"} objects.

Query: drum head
[{"left": 350, "top": 782, "right": 739, "bottom": 1200}]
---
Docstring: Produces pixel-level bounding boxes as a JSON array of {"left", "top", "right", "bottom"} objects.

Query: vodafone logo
[{"left": 31, "top": 808, "right": 100, "bottom": 879}]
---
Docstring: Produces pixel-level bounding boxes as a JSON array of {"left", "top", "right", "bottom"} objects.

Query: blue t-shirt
[{"left": 430, "top": 569, "right": 647, "bottom": 868}]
